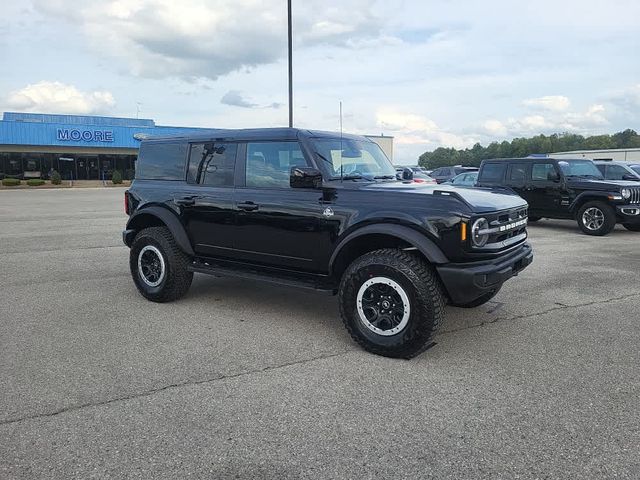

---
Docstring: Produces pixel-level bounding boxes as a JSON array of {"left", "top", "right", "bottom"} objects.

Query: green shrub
[
  {"left": 51, "top": 170, "right": 62, "bottom": 185},
  {"left": 2, "top": 178, "right": 21, "bottom": 186},
  {"left": 112, "top": 170, "right": 123, "bottom": 184},
  {"left": 26, "top": 179, "right": 45, "bottom": 186}
]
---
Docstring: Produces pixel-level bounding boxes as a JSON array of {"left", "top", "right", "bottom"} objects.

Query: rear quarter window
[
  {"left": 479, "top": 163, "right": 507, "bottom": 183},
  {"left": 136, "top": 141, "right": 188, "bottom": 180}
]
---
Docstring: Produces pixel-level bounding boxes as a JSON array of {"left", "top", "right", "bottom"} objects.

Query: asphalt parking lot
[{"left": 1, "top": 188, "right": 639, "bottom": 479}]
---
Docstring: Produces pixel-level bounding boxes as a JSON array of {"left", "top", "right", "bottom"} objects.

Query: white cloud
[
  {"left": 31, "top": 0, "right": 385, "bottom": 81},
  {"left": 5, "top": 81, "right": 115, "bottom": 114},
  {"left": 523, "top": 95, "right": 570, "bottom": 112},
  {"left": 482, "top": 119, "right": 507, "bottom": 136},
  {"left": 376, "top": 109, "right": 476, "bottom": 150}
]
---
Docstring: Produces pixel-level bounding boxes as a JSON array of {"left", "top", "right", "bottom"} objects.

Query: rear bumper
[{"left": 436, "top": 243, "right": 533, "bottom": 305}]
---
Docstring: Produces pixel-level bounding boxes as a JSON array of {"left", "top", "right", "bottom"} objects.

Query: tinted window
[
  {"left": 631, "top": 165, "right": 640, "bottom": 175},
  {"left": 479, "top": 163, "right": 506, "bottom": 183},
  {"left": 508, "top": 163, "right": 528, "bottom": 184},
  {"left": 136, "top": 142, "right": 187, "bottom": 180},
  {"left": 246, "top": 141, "right": 308, "bottom": 188},
  {"left": 187, "top": 142, "right": 237, "bottom": 186},
  {"left": 531, "top": 163, "right": 558, "bottom": 181},
  {"left": 605, "top": 165, "right": 629, "bottom": 180},
  {"left": 557, "top": 160, "right": 603, "bottom": 179},
  {"left": 596, "top": 164, "right": 606, "bottom": 175}
]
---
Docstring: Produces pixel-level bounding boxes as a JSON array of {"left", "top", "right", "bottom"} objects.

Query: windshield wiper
[{"left": 373, "top": 175, "right": 396, "bottom": 179}]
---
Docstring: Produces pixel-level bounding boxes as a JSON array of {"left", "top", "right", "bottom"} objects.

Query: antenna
[{"left": 339, "top": 101, "right": 343, "bottom": 182}]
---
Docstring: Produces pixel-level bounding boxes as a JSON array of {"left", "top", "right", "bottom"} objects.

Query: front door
[
  {"left": 526, "top": 162, "right": 566, "bottom": 216},
  {"left": 232, "top": 140, "right": 327, "bottom": 272}
]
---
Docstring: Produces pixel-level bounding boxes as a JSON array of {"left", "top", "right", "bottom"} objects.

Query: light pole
[{"left": 287, "top": 0, "right": 293, "bottom": 127}]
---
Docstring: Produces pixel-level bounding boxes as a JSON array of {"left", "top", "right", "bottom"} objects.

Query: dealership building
[
  {"left": 0, "top": 112, "right": 214, "bottom": 180},
  {"left": 0, "top": 111, "right": 394, "bottom": 180}
]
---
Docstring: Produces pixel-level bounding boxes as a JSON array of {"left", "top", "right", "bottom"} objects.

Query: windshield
[
  {"left": 312, "top": 138, "right": 396, "bottom": 180},
  {"left": 630, "top": 165, "right": 640, "bottom": 175},
  {"left": 557, "top": 160, "right": 603, "bottom": 179}
]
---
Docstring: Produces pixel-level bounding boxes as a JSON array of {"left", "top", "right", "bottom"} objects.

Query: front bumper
[
  {"left": 616, "top": 205, "right": 640, "bottom": 224},
  {"left": 436, "top": 242, "right": 533, "bottom": 305}
]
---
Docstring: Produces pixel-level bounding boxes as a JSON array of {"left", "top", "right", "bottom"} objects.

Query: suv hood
[
  {"left": 566, "top": 178, "right": 639, "bottom": 190},
  {"left": 357, "top": 182, "right": 526, "bottom": 213}
]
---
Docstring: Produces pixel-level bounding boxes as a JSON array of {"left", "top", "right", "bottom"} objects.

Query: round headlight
[
  {"left": 621, "top": 188, "right": 631, "bottom": 200},
  {"left": 471, "top": 218, "right": 489, "bottom": 247}
]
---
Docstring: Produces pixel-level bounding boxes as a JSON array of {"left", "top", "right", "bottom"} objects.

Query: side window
[
  {"left": 245, "top": 141, "right": 308, "bottom": 188},
  {"left": 596, "top": 164, "right": 606, "bottom": 176},
  {"left": 508, "top": 163, "right": 529, "bottom": 184},
  {"left": 606, "top": 165, "right": 628, "bottom": 180},
  {"left": 531, "top": 163, "right": 558, "bottom": 182},
  {"left": 136, "top": 142, "right": 188, "bottom": 180},
  {"left": 187, "top": 142, "right": 237, "bottom": 187},
  {"left": 479, "top": 163, "right": 506, "bottom": 183}
]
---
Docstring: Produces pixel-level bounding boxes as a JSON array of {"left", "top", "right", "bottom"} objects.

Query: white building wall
[{"left": 551, "top": 148, "right": 640, "bottom": 162}]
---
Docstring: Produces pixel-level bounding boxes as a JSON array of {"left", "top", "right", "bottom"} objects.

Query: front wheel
[
  {"left": 576, "top": 201, "right": 616, "bottom": 236},
  {"left": 338, "top": 249, "right": 446, "bottom": 359},
  {"left": 623, "top": 223, "right": 640, "bottom": 232},
  {"left": 129, "top": 226, "right": 193, "bottom": 302}
]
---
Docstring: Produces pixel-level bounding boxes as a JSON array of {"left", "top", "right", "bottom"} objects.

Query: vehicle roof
[
  {"left": 141, "top": 127, "right": 371, "bottom": 143},
  {"left": 482, "top": 157, "right": 592, "bottom": 163}
]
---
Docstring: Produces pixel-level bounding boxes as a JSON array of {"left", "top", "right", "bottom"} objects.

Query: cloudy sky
[{"left": 1, "top": 0, "right": 639, "bottom": 163}]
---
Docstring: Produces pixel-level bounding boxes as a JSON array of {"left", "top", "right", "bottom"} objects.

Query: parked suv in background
[
  {"left": 476, "top": 157, "right": 640, "bottom": 235},
  {"left": 594, "top": 160, "right": 640, "bottom": 182},
  {"left": 123, "top": 128, "right": 533, "bottom": 358},
  {"left": 430, "top": 166, "right": 478, "bottom": 184}
]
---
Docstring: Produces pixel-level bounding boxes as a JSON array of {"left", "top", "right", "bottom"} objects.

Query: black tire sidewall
[
  {"left": 577, "top": 201, "right": 616, "bottom": 236},
  {"left": 130, "top": 232, "right": 170, "bottom": 298},
  {"left": 339, "top": 251, "right": 443, "bottom": 357}
]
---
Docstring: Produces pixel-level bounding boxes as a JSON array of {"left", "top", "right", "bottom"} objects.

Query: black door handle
[
  {"left": 175, "top": 196, "right": 196, "bottom": 206},
  {"left": 237, "top": 201, "right": 259, "bottom": 212}
]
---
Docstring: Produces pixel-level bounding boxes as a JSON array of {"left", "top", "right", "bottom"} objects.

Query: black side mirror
[
  {"left": 402, "top": 168, "right": 414, "bottom": 181},
  {"left": 623, "top": 174, "right": 639, "bottom": 181},
  {"left": 290, "top": 166, "right": 323, "bottom": 189}
]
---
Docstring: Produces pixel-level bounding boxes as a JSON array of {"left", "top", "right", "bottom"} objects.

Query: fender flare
[
  {"left": 569, "top": 191, "right": 613, "bottom": 213},
  {"left": 125, "top": 205, "right": 194, "bottom": 256},
  {"left": 329, "top": 223, "right": 448, "bottom": 274}
]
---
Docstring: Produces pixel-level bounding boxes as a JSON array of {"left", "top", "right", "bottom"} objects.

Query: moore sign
[{"left": 57, "top": 129, "right": 114, "bottom": 143}]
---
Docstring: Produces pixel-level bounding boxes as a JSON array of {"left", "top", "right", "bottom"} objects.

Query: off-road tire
[
  {"left": 130, "top": 226, "right": 193, "bottom": 302},
  {"left": 623, "top": 223, "right": 640, "bottom": 232},
  {"left": 452, "top": 286, "right": 501, "bottom": 308},
  {"left": 576, "top": 201, "right": 616, "bottom": 236},
  {"left": 338, "top": 248, "right": 446, "bottom": 359}
]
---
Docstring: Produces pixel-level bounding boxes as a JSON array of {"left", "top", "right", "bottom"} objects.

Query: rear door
[
  {"left": 232, "top": 140, "right": 328, "bottom": 271},
  {"left": 505, "top": 162, "right": 530, "bottom": 198},
  {"left": 180, "top": 141, "right": 238, "bottom": 258}
]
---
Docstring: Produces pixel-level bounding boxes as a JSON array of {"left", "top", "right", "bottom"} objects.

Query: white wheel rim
[
  {"left": 137, "top": 245, "right": 166, "bottom": 287},
  {"left": 582, "top": 207, "right": 605, "bottom": 231},
  {"left": 356, "top": 276, "right": 411, "bottom": 336}
]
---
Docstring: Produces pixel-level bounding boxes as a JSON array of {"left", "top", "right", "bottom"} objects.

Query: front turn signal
[{"left": 460, "top": 221, "right": 467, "bottom": 242}]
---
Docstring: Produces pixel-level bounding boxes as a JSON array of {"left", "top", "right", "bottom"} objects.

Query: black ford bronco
[
  {"left": 123, "top": 128, "right": 532, "bottom": 358},
  {"left": 476, "top": 157, "right": 640, "bottom": 235}
]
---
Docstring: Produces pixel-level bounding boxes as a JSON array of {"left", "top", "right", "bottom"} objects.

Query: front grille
[
  {"left": 629, "top": 187, "right": 640, "bottom": 204},
  {"left": 475, "top": 206, "right": 528, "bottom": 250}
]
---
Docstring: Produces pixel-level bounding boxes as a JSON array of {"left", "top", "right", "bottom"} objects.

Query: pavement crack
[
  {"left": 441, "top": 291, "right": 640, "bottom": 335},
  {"left": 0, "top": 349, "right": 354, "bottom": 427}
]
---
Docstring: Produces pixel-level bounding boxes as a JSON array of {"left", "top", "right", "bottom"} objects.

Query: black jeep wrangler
[
  {"left": 476, "top": 157, "right": 640, "bottom": 236},
  {"left": 123, "top": 128, "right": 533, "bottom": 358}
]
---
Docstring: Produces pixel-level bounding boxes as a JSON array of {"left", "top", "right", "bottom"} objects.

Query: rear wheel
[
  {"left": 576, "top": 201, "right": 616, "bottom": 236},
  {"left": 130, "top": 226, "right": 193, "bottom": 302},
  {"left": 338, "top": 249, "right": 445, "bottom": 359}
]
